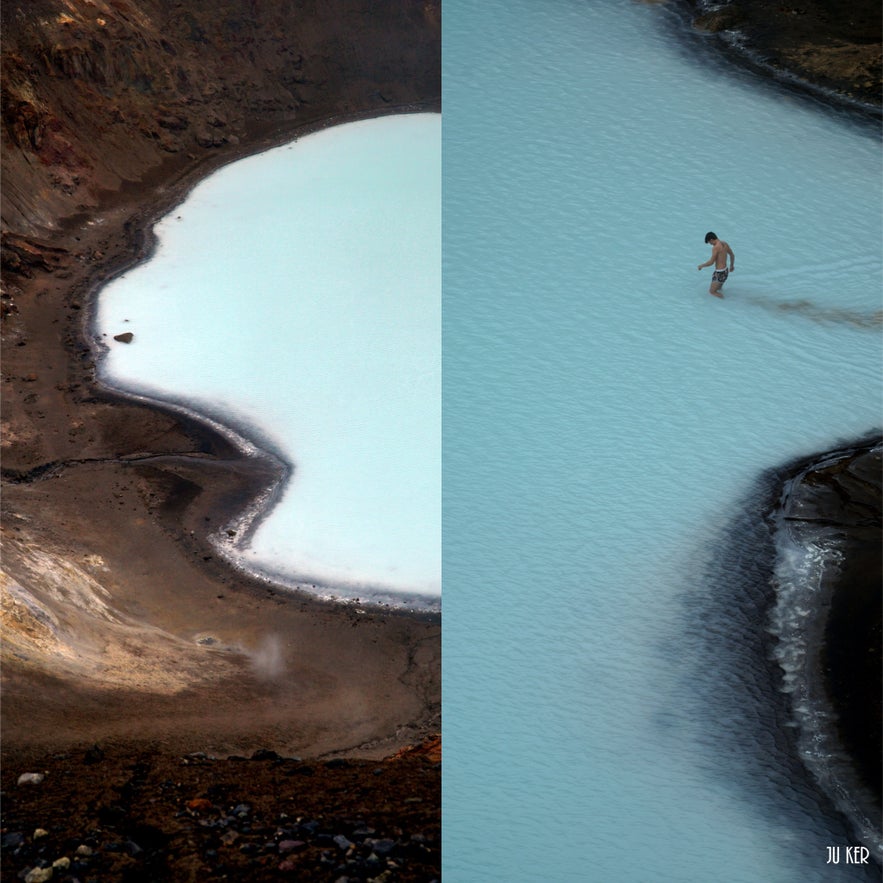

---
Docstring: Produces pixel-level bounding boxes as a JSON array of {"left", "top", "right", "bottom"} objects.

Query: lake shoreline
[
  {"left": 2, "top": 0, "right": 441, "bottom": 775},
  {"left": 81, "top": 103, "right": 443, "bottom": 613},
  {"left": 3, "top": 101, "right": 440, "bottom": 732},
  {"left": 92, "top": 111, "right": 442, "bottom": 612}
]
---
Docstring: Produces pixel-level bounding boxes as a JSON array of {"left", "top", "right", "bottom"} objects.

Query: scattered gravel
[{"left": 3, "top": 740, "right": 440, "bottom": 882}]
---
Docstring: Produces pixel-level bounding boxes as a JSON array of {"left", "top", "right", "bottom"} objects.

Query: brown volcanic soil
[{"left": 2, "top": 2, "right": 439, "bottom": 878}]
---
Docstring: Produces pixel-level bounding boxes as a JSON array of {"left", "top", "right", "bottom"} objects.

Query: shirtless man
[{"left": 697, "top": 231, "right": 735, "bottom": 298}]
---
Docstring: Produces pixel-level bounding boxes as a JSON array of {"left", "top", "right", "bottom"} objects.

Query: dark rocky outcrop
[
  {"left": 770, "top": 439, "right": 882, "bottom": 858},
  {"left": 788, "top": 444, "right": 882, "bottom": 804},
  {"left": 0, "top": 232, "right": 67, "bottom": 276},
  {"left": 684, "top": 0, "right": 882, "bottom": 112}
]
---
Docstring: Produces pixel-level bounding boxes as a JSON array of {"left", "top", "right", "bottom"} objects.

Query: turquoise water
[
  {"left": 442, "top": 1, "right": 881, "bottom": 881},
  {"left": 97, "top": 114, "right": 441, "bottom": 603}
]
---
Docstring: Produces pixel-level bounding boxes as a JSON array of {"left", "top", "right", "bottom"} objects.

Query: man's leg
[{"left": 709, "top": 281, "right": 724, "bottom": 298}]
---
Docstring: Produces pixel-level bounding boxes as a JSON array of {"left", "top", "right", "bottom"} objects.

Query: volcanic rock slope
[
  {"left": 1, "top": 0, "right": 440, "bottom": 755},
  {"left": 2, "top": 0, "right": 440, "bottom": 234}
]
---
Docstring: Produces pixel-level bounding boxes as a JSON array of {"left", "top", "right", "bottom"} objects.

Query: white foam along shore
[{"left": 95, "top": 112, "right": 441, "bottom": 608}]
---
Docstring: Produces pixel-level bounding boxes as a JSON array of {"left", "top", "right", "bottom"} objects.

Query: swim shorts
[{"left": 712, "top": 268, "right": 729, "bottom": 285}]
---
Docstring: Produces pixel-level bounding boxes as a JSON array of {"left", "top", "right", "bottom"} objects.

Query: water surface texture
[
  {"left": 98, "top": 114, "right": 441, "bottom": 602},
  {"left": 443, "top": 1, "right": 880, "bottom": 880}
]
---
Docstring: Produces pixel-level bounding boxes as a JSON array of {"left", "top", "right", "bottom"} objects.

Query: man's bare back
[{"left": 697, "top": 231, "right": 735, "bottom": 298}]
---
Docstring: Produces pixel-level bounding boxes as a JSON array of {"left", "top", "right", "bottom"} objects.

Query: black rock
[
  {"left": 1, "top": 832, "right": 24, "bottom": 849},
  {"left": 97, "top": 805, "right": 125, "bottom": 825},
  {"left": 83, "top": 745, "right": 105, "bottom": 765},
  {"left": 323, "top": 758, "right": 350, "bottom": 769},
  {"left": 250, "top": 749, "right": 279, "bottom": 761},
  {"left": 333, "top": 834, "right": 353, "bottom": 851}
]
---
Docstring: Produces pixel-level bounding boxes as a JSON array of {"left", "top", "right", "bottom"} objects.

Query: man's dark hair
[{"left": 704, "top": 232, "right": 717, "bottom": 243}]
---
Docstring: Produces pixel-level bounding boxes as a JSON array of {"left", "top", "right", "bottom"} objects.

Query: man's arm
[
  {"left": 726, "top": 242, "right": 735, "bottom": 270},
  {"left": 698, "top": 243, "right": 719, "bottom": 270}
]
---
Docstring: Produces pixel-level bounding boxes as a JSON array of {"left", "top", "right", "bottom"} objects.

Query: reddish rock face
[{"left": 1, "top": 0, "right": 441, "bottom": 238}]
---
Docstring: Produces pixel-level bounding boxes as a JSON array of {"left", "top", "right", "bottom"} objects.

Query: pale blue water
[
  {"left": 442, "top": 1, "right": 881, "bottom": 881},
  {"left": 97, "top": 114, "right": 440, "bottom": 603}
]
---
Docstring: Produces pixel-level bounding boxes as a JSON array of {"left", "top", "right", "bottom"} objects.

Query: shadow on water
[
  {"left": 740, "top": 294, "right": 883, "bottom": 330},
  {"left": 665, "top": 434, "right": 882, "bottom": 882}
]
